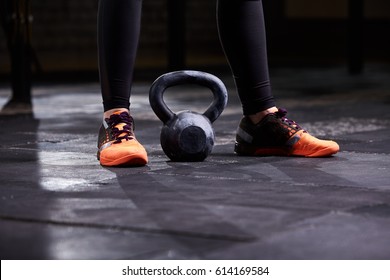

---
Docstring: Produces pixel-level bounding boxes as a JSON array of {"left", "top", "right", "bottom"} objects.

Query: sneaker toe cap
[
  {"left": 99, "top": 140, "right": 148, "bottom": 166},
  {"left": 292, "top": 132, "right": 340, "bottom": 157}
]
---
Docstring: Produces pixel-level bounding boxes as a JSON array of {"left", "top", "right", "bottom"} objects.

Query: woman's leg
[
  {"left": 98, "top": 0, "right": 142, "bottom": 114},
  {"left": 217, "top": 0, "right": 339, "bottom": 157},
  {"left": 217, "top": 0, "right": 276, "bottom": 121},
  {"left": 97, "top": 0, "right": 148, "bottom": 167}
]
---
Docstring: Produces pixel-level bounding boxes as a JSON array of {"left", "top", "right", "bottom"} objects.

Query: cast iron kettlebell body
[{"left": 149, "top": 70, "right": 228, "bottom": 161}]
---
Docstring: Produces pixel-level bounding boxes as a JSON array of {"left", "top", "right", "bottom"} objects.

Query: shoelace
[
  {"left": 106, "top": 112, "right": 134, "bottom": 143},
  {"left": 275, "top": 108, "right": 303, "bottom": 130}
]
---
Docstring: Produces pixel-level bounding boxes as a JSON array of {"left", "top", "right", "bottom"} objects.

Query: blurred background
[{"left": 0, "top": 0, "right": 389, "bottom": 84}]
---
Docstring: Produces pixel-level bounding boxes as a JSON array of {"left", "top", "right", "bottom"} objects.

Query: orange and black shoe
[
  {"left": 97, "top": 111, "right": 148, "bottom": 166},
  {"left": 235, "top": 108, "right": 339, "bottom": 157}
]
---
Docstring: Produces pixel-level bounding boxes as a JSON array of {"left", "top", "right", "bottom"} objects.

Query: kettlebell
[{"left": 149, "top": 70, "right": 228, "bottom": 162}]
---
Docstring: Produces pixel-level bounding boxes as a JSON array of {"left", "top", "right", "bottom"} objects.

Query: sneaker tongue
[
  {"left": 105, "top": 111, "right": 134, "bottom": 141},
  {"left": 114, "top": 122, "right": 126, "bottom": 129},
  {"left": 115, "top": 123, "right": 129, "bottom": 137}
]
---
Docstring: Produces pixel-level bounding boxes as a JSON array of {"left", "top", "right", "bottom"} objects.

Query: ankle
[
  {"left": 247, "top": 106, "right": 278, "bottom": 124},
  {"left": 103, "top": 108, "right": 129, "bottom": 119}
]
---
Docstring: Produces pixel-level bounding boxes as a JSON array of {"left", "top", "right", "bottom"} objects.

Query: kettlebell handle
[{"left": 149, "top": 70, "right": 228, "bottom": 124}]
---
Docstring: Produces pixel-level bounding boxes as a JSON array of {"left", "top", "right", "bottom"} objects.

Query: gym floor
[{"left": 1, "top": 64, "right": 390, "bottom": 259}]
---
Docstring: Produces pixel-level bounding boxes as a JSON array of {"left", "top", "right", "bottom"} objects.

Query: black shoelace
[
  {"left": 106, "top": 112, "right": 134, "bottom": 143},
  {"left": 276, "top": 108, "right": 303, "bottom": 130}
]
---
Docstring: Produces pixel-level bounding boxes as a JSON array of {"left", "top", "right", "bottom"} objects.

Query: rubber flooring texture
[{"left": 1, "top": 65, "right": 390, "bottom": 259}]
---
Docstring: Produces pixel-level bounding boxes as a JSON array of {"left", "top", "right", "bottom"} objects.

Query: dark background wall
[{"left": 0, "top": 0, "right": 389, "bottom": 81}]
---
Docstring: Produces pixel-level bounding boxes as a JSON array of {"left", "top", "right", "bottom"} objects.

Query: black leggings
[{"left": 98, "top": 0, "right": 275, "bottom": 115}]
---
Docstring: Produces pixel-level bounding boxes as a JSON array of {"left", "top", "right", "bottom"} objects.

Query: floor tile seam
[
  {"left": 142, "top": 171, "right": 390, "bottom": 191},
  {"left": 285, "top": 210, "right": 390, "bottom": 232},
  {"left": 339, "top": 150, "right": 390, "bottom": 156},
  {"left": 0, "top": 146, "right": 40, "bottom": 151},
  {"left": 202, "top": 201, "right": 383, "bottom": 215},
  {"left": 146, "top": 171, "right": 274, "bottom": 182},
  {"left": 0, "top": 215, "right": 256, "bottom": 243},
  {"left": 343, "top": 211, "right": 390, "bottom": 221},
  {"left": 0, "top": 138, "right": 84, "bottom": 148}
]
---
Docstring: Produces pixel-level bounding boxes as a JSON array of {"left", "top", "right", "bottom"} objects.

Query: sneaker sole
[
  {"left": 296, "top": 146, "right": 339, "bottom": 157},
  {"left": 97, "top": 151, "right": 148, "bottom": 167},
  {"left": 235, "top": 142, "right": 339, "bottom": 158}
]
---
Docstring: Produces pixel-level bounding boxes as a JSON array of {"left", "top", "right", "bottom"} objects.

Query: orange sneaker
[
  {"left": 97, "top": 111, "right": 148, "bottom": 166},
  {"left": 235, "top": 108, "right": 339, "bottom": 157}
]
